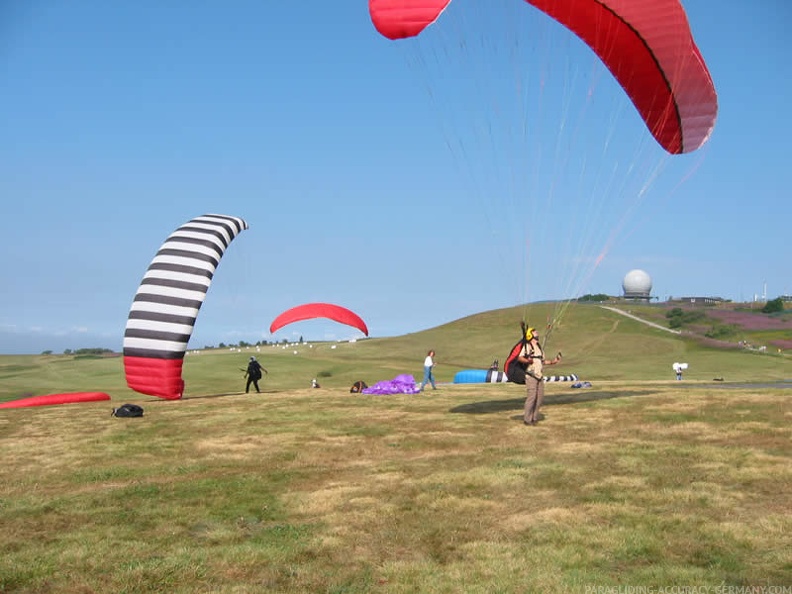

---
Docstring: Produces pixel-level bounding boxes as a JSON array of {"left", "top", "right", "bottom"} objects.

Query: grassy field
[
  {"left": 1, "top": 303, "right": 790, "bottom": 402},
  {"left": 1, "top": 303, "right": 790, "bottom": 592}
]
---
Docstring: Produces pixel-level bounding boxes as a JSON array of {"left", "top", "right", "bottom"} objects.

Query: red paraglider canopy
[
  {"left": 269, "top": 303, "right": 369, "bottom": 336},
  {"left": 369, "top": 0, "right": 718, "bottom": 154},
  {"left": 0, "top": 392, "right": 111, "bottom": 409}
]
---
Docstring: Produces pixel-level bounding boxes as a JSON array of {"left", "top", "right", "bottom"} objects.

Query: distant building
[
  {"left": 622, "top": 269, "right": 652, "bottom": 302},
  {"left": 673, "top": 296, "right": 727, "bottom": 306}
]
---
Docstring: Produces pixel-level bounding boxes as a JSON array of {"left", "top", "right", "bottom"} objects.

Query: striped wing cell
[{"left": 123, "top": 214, "right": 248, "bottom": 399}]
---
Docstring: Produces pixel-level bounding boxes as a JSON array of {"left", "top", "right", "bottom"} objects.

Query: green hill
[{"left": 2, "top": 302, "right": 790, "bottom": 403}]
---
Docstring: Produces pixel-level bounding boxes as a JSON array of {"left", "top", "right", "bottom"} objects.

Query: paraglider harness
[
  {"left": 244, "top": 359, "right": 266, "bottom": 381},
  {"left": 504, "top": 324, "right": 528, "bottom": 385},
  {"left": 350, "top": 380, "right": 368, "bottom": 393},
  {"left": 112, "top": 403, "right": 144, "bottom": 418},
  {"left": 503, "top": 321, "right": 542, "bottom": 385}
]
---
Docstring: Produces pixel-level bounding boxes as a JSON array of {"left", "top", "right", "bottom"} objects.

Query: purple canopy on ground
[{"left": 361, "top": 374, "right": 421, "bottom": 395}]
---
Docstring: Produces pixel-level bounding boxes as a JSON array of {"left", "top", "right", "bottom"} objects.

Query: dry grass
[{"left": 1, "top": 381, "right": 790, "bottom": 593}]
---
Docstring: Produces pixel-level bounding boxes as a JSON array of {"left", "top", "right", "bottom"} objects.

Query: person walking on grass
[
  {"left": 419, "top": 350, "right": 437, "bottom": 392},
  {"left": 244, "top": 356, "right": 267, "bottom": 393}
]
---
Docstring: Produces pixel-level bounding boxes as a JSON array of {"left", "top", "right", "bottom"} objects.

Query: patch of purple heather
[{"left": 704, "top": 309, "right": 792, "bottom": 331}]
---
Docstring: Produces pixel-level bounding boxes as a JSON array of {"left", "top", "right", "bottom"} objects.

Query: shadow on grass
[
  {"left": 179, "top": 391, "right": 272, "bottom": 400},
  {"left": 449, "top": 389, "right": 656, "bottom": 414},
  {"left": 688, "top": 380, "right": 792, "bottom": 390}
]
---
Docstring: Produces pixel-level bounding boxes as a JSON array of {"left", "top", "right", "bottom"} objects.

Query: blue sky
[{"left": 1, "top": 0, "right": 790, "bottom": 355}]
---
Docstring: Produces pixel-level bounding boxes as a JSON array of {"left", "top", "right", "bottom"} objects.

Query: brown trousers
[{"left": 524, "top": 375, "right": 544, "bottom": 423}]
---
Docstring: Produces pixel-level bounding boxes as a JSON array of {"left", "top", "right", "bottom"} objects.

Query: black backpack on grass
[{"left": 112, "top": 403, "right": 144, "bottom": 418}]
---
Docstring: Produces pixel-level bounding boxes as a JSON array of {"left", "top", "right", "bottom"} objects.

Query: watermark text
[{"left": 584, "top": 586, "right": 791, "bottom": 594}]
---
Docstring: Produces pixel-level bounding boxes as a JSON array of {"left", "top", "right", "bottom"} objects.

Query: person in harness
[
  {"left": 519, "top": 326, "right": 561, "bottom": 425},
  {"left": 244, "top": 356, "right": 268, "bottom": 393},
  {"left": 504, "top": 322, "right": 561, "bottom": 425}
]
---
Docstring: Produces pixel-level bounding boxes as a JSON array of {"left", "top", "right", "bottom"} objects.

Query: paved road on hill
[{"left": 599, "top": 306, "right": 681, "bottom": 334}]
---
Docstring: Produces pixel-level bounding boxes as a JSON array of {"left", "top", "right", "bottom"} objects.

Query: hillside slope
[{"left": 1, "top": 302, "right": 790, "bottom": 402}]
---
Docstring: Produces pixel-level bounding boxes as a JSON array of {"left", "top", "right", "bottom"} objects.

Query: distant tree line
[
  {"left": 210, "top": 340, "right": 284, "bottom": 349},
  {"left": 577, "top": 293, "right": 611, "bottom": 302},
  {"left": 39, "top": 341, "right": 291, "bottom": 355},
  {"left": 40, "top": 348, "right": 117, "bottom": 356}
]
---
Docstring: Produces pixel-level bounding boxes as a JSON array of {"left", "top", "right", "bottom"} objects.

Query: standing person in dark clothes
[{"left": 244, "top": 356, "right": 267, "bottom": 393}]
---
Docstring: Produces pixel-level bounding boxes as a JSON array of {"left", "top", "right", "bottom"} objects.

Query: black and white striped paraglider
[{"left": 123, "top": 214, "right": 249, "bottom": 399}]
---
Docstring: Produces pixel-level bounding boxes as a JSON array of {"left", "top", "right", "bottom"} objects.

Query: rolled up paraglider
[
  {"left": 453, "top": 369, "right": 578, "bottom": 384},
  {"left": 454, "top": 369, "right": 509, "bottom": 384},
  {"left": 123, "top": 214, "right": 248, "bottom": 399},
  {"left": 369, "top": 0, "right": 718, "bottom": 154},
  {"left": 544, "top": 375, "right": 579, "bottom": 382}
]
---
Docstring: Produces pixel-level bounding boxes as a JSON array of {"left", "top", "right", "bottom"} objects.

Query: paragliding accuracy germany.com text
[{"left": 584, "top": 586, "right": 791, "bottom": 594}]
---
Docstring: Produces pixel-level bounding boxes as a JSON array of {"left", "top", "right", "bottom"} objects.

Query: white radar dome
[{"left": 622, "top": 269, "right": 652, "bottom": 299}]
